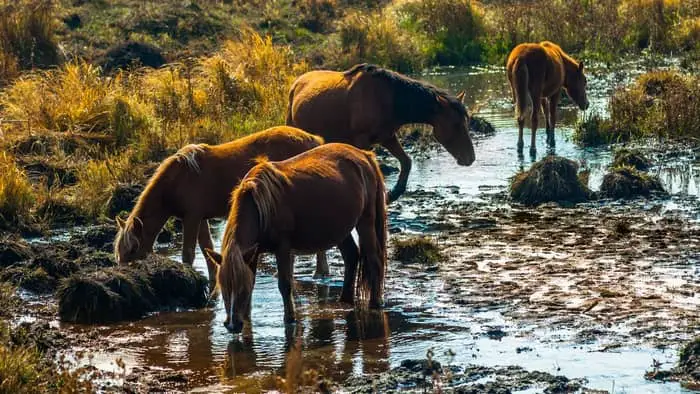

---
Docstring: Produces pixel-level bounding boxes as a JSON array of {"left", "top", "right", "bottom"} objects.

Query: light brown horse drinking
[
  {"left": 205, "top": 143, "right": 387, "bottom": 332},
  {"left": 506, "top": 41, "right": 589, "bottom": 157},
  {"left": 114, "top": 126, "right": 323, "bottom": 282},
  {"left": 287, "top": 63, "right": 476, "bottom": 202}
]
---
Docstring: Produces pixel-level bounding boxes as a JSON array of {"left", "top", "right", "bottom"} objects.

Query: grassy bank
[
  {"left": 575, "top": 70, "right": 700, "bottom": 145},
  {"left": 0, "top": 29, "right": 304, "bottom": 228}
]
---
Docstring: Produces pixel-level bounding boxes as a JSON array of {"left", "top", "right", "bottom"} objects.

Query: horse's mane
[
  {"left": 218, "top": 158, "right": 290, "bottom": 297},
  {"left": 344, "top": 63, "right": 468, "bottom": 123}
]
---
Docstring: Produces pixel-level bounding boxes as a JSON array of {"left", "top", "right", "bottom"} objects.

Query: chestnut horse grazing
[
  {"left": 287, "top": 63, "right": 476, "bottom": 202},
  {"left": 205, "top": 143, "right": 387, "bottom": 332},
  {"left": 506, "top": 41, "right": 590, "bottom": 156},
  {"left": 114, "top": 126, "right": 323, "bottom": 281}
]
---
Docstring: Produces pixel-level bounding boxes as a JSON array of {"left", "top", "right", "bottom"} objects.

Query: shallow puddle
[{"left": 58, "top": 64, "right": 700, "bottom": 393}]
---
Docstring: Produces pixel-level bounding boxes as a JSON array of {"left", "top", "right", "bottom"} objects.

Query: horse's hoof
[{"left": 529, "top": 148, "right": 537, "bottom": 157}]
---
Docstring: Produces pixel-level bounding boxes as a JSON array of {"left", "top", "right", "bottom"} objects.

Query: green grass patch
[{"left": 392, "top": 236, "right": 443, "bottom": 265}]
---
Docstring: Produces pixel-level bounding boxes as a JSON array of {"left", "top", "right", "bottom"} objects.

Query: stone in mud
[
  {"left": 510, "top": 156, "right": 591, "bottom": 206},
  {"left": 646, "top": 337, "right": 700, "bottom": 387},
  {"left": 611, "top": 148, "right": 652, "bottom": 171},
  {"left": 0, "top": 236, "right": 32, "bottom": 267},
  {"left": 392, "top": 236, "right": 443, "bottom": 265},
  {"left": 470, "top": 115, "right": 496, "bottom": 135},
  {"left": 70, "top": 224, "right": 118, "bottom": 251},
  {"left": 600, "top": 166, "right": 665, "bottom": 199},
  {"left": 57, "top": 255, "right": 209, "bottom": 324},
  {"left": 97, "top": 41, "right": 166, "bottom": 73},
  {"left": 106, "top": 183, "right": 143, "bottom": 218}
]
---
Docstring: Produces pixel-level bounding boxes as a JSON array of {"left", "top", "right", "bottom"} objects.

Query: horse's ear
[
  {"left": 116, "top": 216, "right": 126, "bottom": 229},
  {"left": 578, "top": 62, "right": 585, "bottom": 72},
  {"left": 456, "top": 91, "right": 466, "bottom": 103},
  {"left": 204, "top": 248, "right": 222, "bottom": 268}
]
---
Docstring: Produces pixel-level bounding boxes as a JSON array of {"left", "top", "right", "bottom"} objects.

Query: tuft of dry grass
[
  {"left": 510, "top": 156, "right": 591, "bottom": 206},
  {"left": 0, "top": 153, "right": 35, "bottom": 229},
  {"left": 392, "top": 236, "right": 443, "bottom": 265}
]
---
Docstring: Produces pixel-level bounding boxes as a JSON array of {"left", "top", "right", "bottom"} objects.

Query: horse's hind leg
[
  {"left": 198, "top": 220, "right": 216, "bottom": 282},
  {"left": 313, "top": 251, "right": 330, "bottom": 279},
  {"left": 529, "top": 91, "right": 542, "bottom": 158},
  {"left": 338, "top": 235, "right": 360, "bottom": 304},
  {"left": 275, "top": 245, "right": 297, "bottom": 324},
  {"left": 356, "top": 218, "right": 383, "bottom": 308},
  {"left": 382, "top": 135, "right": 412, "bottom": 202}
]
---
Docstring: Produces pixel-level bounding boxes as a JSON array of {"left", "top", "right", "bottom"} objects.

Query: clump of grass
[
  {"left": 573, "top": 113, "right": 621, "bottom": 146},
  {"left": 0, "top": 153, "right": 35, "bottom": 229},
  {"left": 600, "top": 165, "right": 665, "bottom": 199},
  {"left": 510, "top": 156, "right": 591, "bottom": 206},
  {"left": 611, "top": 148, "right": 652, "bottom": 171},
  {"left": 58, "top": 255, "right": 209, "bottom": 324},
  {"left": 392, "top": 236, "right": 443, "bottom": 265}
]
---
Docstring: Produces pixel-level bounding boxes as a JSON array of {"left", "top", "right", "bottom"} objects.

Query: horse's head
[
  {"left": 432, "top": 91, "right": 476, "bottom": 167},
  {"left": 565, "top": 61, "right": 590, "bottom": 111},
  {"left": 205, "top": 247, "right": 254, "bottom": 334},
  {"left": 114, "top": 216, "right": 149, "bottom": 265}
]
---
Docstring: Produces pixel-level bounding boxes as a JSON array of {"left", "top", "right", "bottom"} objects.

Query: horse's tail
[
  {"left": 285, "top": 81, "right": 297, "bottom": 126},
  {"left": 357, "top": 151, "right": 388, "bottom": 303},
  {"left": 241, "top": 158, "right": 290, "bottom": 233},
  {"left": 512, "top": 61, "right": 533, "bottom": 122}
]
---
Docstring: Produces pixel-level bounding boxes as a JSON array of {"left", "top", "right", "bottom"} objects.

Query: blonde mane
[{"left": 172, "top": 144, "right": 206, "bottom": 173}]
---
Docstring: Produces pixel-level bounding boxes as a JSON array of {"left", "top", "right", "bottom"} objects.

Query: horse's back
[
  {"left": 273, "top": 143, "right": 378, "bottom": 251},
  {"left": 506, "top": 41, "right": 565, "bottom": 94},
  {"left": 288, "top": 70, "right": 353, "bottom": 140}
]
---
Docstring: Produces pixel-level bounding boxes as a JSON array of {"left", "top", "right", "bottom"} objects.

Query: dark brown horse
[
  {"left": 114, "top": 126, "right": 323, "bottom": 282},
  {"left": 205, "top": 143, "right": 387, "bottom": 332},
  {"left": 287, "top": 63, "right": 476, "bottom": 202},
  {"left": 506, "top": 41, "right": 589, "bottom": 157}
]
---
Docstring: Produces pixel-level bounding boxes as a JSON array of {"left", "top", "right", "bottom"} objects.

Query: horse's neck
[{"left": 132, "top": 187, "right": 170, "bottom": 249}]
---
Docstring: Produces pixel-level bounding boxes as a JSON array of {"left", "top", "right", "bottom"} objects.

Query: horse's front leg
[
  {"left": 547, "top": 93, "right": 560, "bottom": 147},
  {"left": 381, "top": 135, "right": 412, "bottom": 202},
  {"left": 198, "top": 220, "right": 216, "bottom": 282},
  {"left": 182, "top": 216, "right": 201, "bottom": 266},
  {"left": 275, "top": 246, "right": 296, "bottom": 324},
  {"left": 338, "top": 235, "right": 360, "bottom": 304}
]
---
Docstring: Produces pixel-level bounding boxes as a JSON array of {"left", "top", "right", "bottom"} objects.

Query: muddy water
[{"left": 64, "top": 65, "right": 700, "bottom": 393}]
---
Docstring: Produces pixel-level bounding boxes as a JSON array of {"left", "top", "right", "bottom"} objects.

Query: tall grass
[
  {"left": 0, "top": 153, "right": 35, "bottom": 228},
  {"left": 575, "top": 70, "right": 700, "bottom": 145},
  {"left": 0, "top": 29, "right": 307, "bottom": 224},
  {"left": 0, "top": 0, "right": 59, "bottom": 85}
]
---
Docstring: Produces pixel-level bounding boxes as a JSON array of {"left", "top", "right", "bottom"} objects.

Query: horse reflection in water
[
  {"left": 220, "top": 309, "right": 391, "bottom": 390},
  {"left": 138, "top": 310, "right": 215, "bottom": 379}
]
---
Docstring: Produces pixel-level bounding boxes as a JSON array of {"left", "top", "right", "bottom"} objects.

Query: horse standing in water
[
  {"left": 506, "top": 41, "right": 590, "bottom": 157},
  {"left": 114, "top": 126, "right": 324, "bottom": 282},
  {"left": 287, "top": 63, "right": 476, "bottom": 202},
  {"left": 205, "top": 143, "right": 387, "bottom": 332}
]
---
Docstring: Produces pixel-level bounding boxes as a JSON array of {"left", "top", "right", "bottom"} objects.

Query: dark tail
[
  {"left": 513, "top": 61, "right": 533, "bottom": 121},
  {"left": 357, "top": 151, "right": 387, "bottom": 303},
  {"left": 285, "top": 81, "right": 296, "bottom": 126}
]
